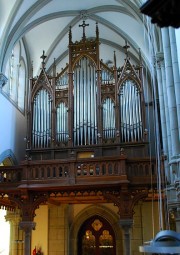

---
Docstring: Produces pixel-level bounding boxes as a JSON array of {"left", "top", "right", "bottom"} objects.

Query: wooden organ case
[
  {"left": 0, "top": 23, "right": 159, "bottom": 252},
  {"left": 28, "top": 22, "right": 146, "bottom": 161}
]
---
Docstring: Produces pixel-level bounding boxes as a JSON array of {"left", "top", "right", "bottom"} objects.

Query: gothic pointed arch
[
  {"left": 117, "top": 45, "right": 144, "bottom": 143},
  {"left": 0, "top": 149, "right": 18, "bottom": 166},
  {"left": 78, "top": 215, "right": 116, "bottom": 255},
  {"left": 31, "top": 64, "right": 53, "bottom": 149},
  {"left": 69, "top": 205, "right": 123, "bottom": 255}
]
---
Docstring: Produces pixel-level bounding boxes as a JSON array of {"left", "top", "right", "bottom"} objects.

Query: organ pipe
[
  {"left": 103, "top": 98, "right": 115, "bottom": 139},
  {"left": 56, "top": 102, "right": 68, "bottom": 143},
  {"left": 73, "top": 57, "right": 98, "bottom": 146},
  {"left": 119, "top": 80, "right": 142, "bottom": 142},
  {"left": 30, "top": 28, "right": 144, "bottom": 149},
  {"left": 32, "top": 89, "right": 52, "bottom": 148}
]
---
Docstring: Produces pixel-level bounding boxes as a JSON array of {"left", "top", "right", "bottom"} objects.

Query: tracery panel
[
  {"left": 101, "top": 64, "right": 114, "bottom": 85},
  {"left": 56, "top": 68, "right": 68, "bottom": 90},
  {"left": 78, "top": 216, "right": 116, "bottom": 255}
]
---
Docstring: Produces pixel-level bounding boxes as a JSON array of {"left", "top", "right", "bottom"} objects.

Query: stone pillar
[
  {"left": 161, "top": 27, "right": 180, "bottom": 194},
  {"left": 160, "top": 53, "right": 172, "bottom": 161},
  {"left": 5, "top": 210, "right": 23, "bottom": 255},
  {"left": 169, "top": 27, "right": 180, "bottom": 140},
  {"left": 156, "top": 52, "right": 169, "bottom": 180},
  {"left": 19, "top": 221, "right": 36, "bottom": 255},
  {"left": 161, "top": 28, "right": 180, "bottom": 158},
  {"left": 119, "top": 219, "right": 133, "bottom": 255},
  {"left": 48, "top": 204, "right": 68, "bottom": 255}
]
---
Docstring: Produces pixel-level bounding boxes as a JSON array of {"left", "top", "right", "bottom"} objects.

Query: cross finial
[
  {"left": 123, "top": 41, "right": 130, "bottom": 57},
  {"left": 79, "top": 20, "right": 89, "bottom": 39},
  {"left": 40, "top": 50, "right": 47, "bottom": 66}
]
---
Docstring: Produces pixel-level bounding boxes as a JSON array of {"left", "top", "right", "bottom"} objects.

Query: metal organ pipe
[
  {"left": 103, "top": 97, "right": 115, "bottom": 139},
  {"left": 103, "top": 98, "right": 115, "bottom": 139},
  {"left": 73, "top": 57, "right": 97, "bottom": 146},
  {"left": 119, "top": 80, "right": 142, "bottom": 142},
  {"left": 90, "top": 65, "right": 94, "bottom": 143},
  {"left": 31, "top": 69, "right": 143, "bottom": 148},
  {"left": 37, "top": 91, "right": 40, "bottom": 147},
  {"left": 87, "top": 60, "right": 91, "bottom": 144},
  {"left": 32, "top": 89, "right": 51, "bottom": 148},
  {"left": 56, "top": 102, "right": 68, "bottom": 143}
]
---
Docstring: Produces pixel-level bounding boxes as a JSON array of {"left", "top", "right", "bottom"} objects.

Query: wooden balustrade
[
  {"left": 0, "top": 157, "right": 157, "bottom": 188},
  {"left": 0, "top": 166, "right": 22, "bottom": 183},
  {"left": 126, "top": 159, "right": 158, "bottom": 184}
]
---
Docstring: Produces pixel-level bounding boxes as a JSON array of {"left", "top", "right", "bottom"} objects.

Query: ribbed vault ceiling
[{"left": 0, "top": 0, "right": 152, "bottom": 76}]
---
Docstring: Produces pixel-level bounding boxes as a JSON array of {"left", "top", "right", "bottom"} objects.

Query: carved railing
[
  {"left": 0, "top": 166, "right": 22, "bottom": 183},
  {"left": 0, "top": 157, "right": 157, "bottom": 188},
  {"left": 126, "top": 159, "right": 157, "bottom": 184}
]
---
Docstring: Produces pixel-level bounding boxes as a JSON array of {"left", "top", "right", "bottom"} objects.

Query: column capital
[
  {"left": 19, "top": 221, "right": 36, "bottom": 232},
  {"left": 119, "top": 218, "right": 133, "bottom": 255},
  {"left": 5, "top": 210, "right": 21, "bottom": 224},
  {"left": 119, "top": 219, "right": 133, "bottom": 232}
]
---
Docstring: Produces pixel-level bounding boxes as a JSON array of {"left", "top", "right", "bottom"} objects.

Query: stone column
[
  {"left": 160, "top": 56, "right": 172, "bottom": 160},
  {"left": 19, "top": 221, "right": 36, "bottom": 255},
  {"left": 161, "top": 27, "right": 180, "bottom": 194},
  {"left": 161, "top": 28, "right": 180, "bottom": 158},
  {"left": 156, "top": 52, "right": 169, "bottom": 180},
  {"left": 5, "top": 210, "right": 23, "bottom": 255},
  {"left": 169, "top": 27, "right": 180, "bottom": 140},
  {"left": 119, "top": 219, "right": 133, "bottom": 255}
]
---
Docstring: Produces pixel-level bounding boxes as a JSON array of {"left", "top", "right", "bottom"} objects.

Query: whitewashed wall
[{"left": 0, "top": 93, "right": 26, "bottom": 164}]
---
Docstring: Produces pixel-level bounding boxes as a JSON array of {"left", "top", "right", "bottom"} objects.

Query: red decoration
[{"left": 32, "top": 247, "right": 36, "bottom": 255}]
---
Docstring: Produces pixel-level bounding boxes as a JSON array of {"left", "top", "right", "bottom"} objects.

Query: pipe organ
[
  {"left": 103, "top": 97, "right": 115, "bottom": 139},
  {"left": 32, "top": 88, "right": 52, "bottom": 148},
  {"left": 73, "top": 57, "right": 98, "bottom": 146},
  {"left": 29, "top": 22, "right": 144, "bottom": 153},
  {"left": 119, "top": 80, "right": 142, "bottom": 142}
]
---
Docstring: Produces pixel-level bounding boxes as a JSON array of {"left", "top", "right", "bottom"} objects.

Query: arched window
[
  {"left": 78, "top": 216, "right": 116, "bottom": 255},
  {"left": 18, "top": 59, "right": 25, "bottom": 110},
  {"left": 119, "top": 79, "right": 142, "bottom": 142},
  {"left": 4, "top": 41, "right": 26, "bottom": 112}
]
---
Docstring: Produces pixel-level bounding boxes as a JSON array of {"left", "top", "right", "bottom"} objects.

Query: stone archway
[{"left": 69, "top": 204, "right": 123, "bottom": 255}]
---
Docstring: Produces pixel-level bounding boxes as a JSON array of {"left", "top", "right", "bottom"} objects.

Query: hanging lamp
[{"left": 139, "top": 230, "right": 180, "bottom": 254}]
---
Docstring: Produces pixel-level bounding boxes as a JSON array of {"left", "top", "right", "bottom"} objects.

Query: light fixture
[{"left": 139, "top": 230, "right": 180, "bottom": 254}]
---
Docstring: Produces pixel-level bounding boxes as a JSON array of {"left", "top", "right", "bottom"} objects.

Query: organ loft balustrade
[{"left": 0, "top": 156, "right": 157, "bottom": 191}]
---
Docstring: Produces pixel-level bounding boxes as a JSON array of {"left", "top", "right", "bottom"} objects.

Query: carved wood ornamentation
[
  {"left": 8, "top": 192, "right": 48, "bottom": 221},
  {"left": 103, "top": 187, "right": 149, "bottom": 219}
]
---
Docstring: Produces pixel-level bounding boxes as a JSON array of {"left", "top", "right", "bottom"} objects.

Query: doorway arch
[
  {"left": 69, "top": 204, "right": 123, "bottom": 255},
  {"left": 78, "top": 215, "right": 116, "bottom": 255}
]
